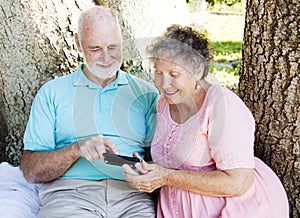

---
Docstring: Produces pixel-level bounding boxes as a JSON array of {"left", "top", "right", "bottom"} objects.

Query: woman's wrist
[{"left": 163, "top": 168, "right": 174, "bottom": 186}]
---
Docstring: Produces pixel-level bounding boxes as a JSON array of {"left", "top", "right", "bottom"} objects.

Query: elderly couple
[{"left": 20, "top": 5, "right": 289, "bottom": 218}]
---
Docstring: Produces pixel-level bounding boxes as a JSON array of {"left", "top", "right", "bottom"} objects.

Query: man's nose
[{"left": 98, "top": 48, "right": 110, "bottom": 62}]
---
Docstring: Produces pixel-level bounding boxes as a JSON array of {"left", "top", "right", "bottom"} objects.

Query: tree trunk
[
  {"left": 95, "top": 0, "right": 190, "bottom": 81},
  {"left": 192, "top": 0, "right": 208, "bottom": 26},
  {"left": 0, "top": 0, "right": 190, "bottom": 165},
  {"left": 0, "top": 0, "right": 94, "bottom": 165},
  {"left": 239, "top": 0, "right": 300, "bottom": 216}
]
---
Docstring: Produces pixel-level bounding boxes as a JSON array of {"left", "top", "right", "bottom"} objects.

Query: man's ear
[
  {"left": 75, "top": 33, "right": 82, "bottom": 52},
  {"left": 121, "top": 27, "right": 124, "bottom": 40}
]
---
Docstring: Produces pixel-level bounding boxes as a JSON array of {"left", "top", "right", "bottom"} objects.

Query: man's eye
[
  {"left": 89, "top": 48, "right": 100, "bottom": 51},
  {"left": 108, "top": 45, "right": 120, "bottom": 50},
  {"left": 170, "top": 72, "right": 179, "bottom": 77}
]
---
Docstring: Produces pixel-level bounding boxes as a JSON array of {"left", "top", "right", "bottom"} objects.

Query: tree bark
[
  {"left": 95, "top": 0, "right": 190, "bottom": 81},
  {"left": 0, "top": 0, "right": 94, "bottom": 165},
  {"left": 0, "top": 88, "right": 8, "bottom": 162},
  {"left": 239, "top": 0, "right": 300, "bottom": 216},
  {"left": 0, "top": 0, "right": 190, "bottom": 165},
  {"left": 192, "top": 0, "right": 208, "bottom": 25}
]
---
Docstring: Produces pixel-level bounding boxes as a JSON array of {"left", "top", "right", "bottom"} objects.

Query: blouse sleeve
[{"left": 208, "top": 87, "right": 255, "bottom": 170}]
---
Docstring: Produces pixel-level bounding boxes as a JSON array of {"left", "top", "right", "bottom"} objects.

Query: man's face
[{"left": 77, "top": 20, "right": 122, "bottom": 81}]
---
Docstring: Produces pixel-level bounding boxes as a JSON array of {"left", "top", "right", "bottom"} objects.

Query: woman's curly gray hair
[{"left": 146, "top": 24, "right": 213, "bottom": 79}]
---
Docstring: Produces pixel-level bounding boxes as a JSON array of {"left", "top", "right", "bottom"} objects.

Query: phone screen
[{"left": 103, "top": 153, "right": 141, "bottom": 169}]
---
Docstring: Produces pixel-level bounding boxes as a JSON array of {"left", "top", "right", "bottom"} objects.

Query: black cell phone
[{"left": 103, "top": 153, "right": 141, "bottom": 169}]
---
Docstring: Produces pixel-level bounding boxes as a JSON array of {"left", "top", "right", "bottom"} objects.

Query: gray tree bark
[
  {"left": 95, "top": 0, "right": 190, "bottom": 81},
  {"left": 0, "top": 0, "right": 190, "bottom": 165},
  {"left": 192, "top": 0, "right": 208, "bottom": 25},
  {"left": 0, "top": 0, "right": 94, "bottom": 165},
  {"left": 239, "top": 0, "right": 300, "bottom": 216}
]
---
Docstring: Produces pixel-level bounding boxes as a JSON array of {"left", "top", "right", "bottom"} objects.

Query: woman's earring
[{"left": 196, "top": 82, "right": 201, "bottom": 89}]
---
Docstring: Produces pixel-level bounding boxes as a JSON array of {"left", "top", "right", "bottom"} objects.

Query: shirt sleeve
[
  {"left": 208, "top": 88, "right": 255, "bottom": 170},
  {"left": 23, "top": 84, "right": 56, "bottom": 151}
]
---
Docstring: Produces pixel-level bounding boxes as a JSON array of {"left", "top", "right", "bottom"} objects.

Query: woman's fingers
[{"left": 123, "top": 164, "right": 137, "bottom": 173}]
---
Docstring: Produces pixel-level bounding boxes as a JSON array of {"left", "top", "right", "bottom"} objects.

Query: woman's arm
[
  {"left": 123, "top": 160, "right": 254, "bottom": 197},
  {"left": 165, "top": 167, "right": 254, "bottom": 196}
]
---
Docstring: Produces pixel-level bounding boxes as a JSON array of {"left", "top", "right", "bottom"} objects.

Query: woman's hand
[{"left": 122, "top": 152, "right": 172, "bottom": 193}]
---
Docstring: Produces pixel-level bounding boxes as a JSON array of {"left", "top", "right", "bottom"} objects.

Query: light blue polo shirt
[{"left": 23, "top": 64, "right": 158, "bottom": 180}]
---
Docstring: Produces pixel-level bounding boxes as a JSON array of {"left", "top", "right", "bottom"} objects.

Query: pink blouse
[{"left": 151, "top": 85, "right": 289, "bottom": 218}]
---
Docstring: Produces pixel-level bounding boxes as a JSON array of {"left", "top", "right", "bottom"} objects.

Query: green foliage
[
  {"left": 209, "top": 40, "right": 242, "bottom": 88},
  {"left": 212, "top": 41, "right": 242, "bottom": 56},
  {"left": 210, "top": 61, "right": 241, "bottom": 76},
  {"left": 187, "top": 0, "right": 242, "bottom": 7},
  {"left": 206, "top": 0, "right": 242, "bottom": 6},
  {"left": 208, "top": 1, "right": 246, "bottom": 14},
  {"left": 212, "top": 41, "right": 242, "bottom": 65},
  {"left": 199, "top": 1, "right": 245, "bottom": 90},
  {"left": 210, "top": 40, "right": 242, "bottom": 78}
]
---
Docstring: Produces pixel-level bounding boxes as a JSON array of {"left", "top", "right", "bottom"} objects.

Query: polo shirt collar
[{"left": 73, "top": 64, "right": 128, "bottom": 89}]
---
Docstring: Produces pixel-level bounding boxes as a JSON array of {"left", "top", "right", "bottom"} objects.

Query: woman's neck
[{"left": 170, "top": 82, "right": 209, "bottom": 124}]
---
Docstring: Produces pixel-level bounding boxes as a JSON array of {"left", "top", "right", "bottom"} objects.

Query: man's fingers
[
  {"left": 85, "top": 145, "right": 102, "bottom": 161},
  {"left": 77, "top": 134, "right": 119, "bottom": 161},
  {"left": 103, "top": 137, "right": 119, "bottom": 154}
]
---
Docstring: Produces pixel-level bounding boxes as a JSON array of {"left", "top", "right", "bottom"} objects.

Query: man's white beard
[{"left": 86, "top": 61, "right": 122, "bottom": 80}]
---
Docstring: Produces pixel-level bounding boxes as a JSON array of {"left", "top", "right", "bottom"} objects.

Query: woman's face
[{"left": 154, "top": 59, "right": 197, "bottom": 105}]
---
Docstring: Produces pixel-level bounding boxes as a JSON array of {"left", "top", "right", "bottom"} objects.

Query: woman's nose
[{"left": 161, "top": 75, "right": 172, "bottom": 89}]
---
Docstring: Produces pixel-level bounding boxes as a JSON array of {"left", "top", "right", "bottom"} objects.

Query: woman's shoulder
[
  {"left": 207, "top": 84, "right": 237, "bottom": 98},
  {"left": 206, "top": 84, "right": 245, "bottom": 106},
  {"left": 207, "top": 84, "right": 255, "bottom": 123}
]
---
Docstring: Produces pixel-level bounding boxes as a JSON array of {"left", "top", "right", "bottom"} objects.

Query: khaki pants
[{"left": 38, "top": 179, "right": 156, "bottom": 218}]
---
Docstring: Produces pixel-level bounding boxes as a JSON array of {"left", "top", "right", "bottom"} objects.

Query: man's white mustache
[{"left": 94, "top": 61, "right": 115, "bottom": 67}]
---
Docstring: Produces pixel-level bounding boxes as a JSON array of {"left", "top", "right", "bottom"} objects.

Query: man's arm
[
  {"left": 21, "top": 143, "right": 80, "bottom": 183},
  {"left": 21, "top": 134, "right": 119, "bottom": 184}
]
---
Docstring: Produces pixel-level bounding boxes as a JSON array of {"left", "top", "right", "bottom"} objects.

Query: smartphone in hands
[{"left": 103, "top": 153, "right": 141, "bottom": 169}]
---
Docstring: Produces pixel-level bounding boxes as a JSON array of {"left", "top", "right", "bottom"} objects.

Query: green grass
[
  {"left": 212, "top": 41, "right": 242, "bottom": 61},
  {"left": 203, "top": 13, "right": 244, "bottom": 42},
  {"left": 209, "top": 1, "right": 246, "bottom": 14},
  {"left": 197, "top": 1, "right": 246, "bottom": 88}
]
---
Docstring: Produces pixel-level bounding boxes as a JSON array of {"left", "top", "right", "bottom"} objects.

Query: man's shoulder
[{"left": 41, "top": 72, "right": 75, "bottom": 90}]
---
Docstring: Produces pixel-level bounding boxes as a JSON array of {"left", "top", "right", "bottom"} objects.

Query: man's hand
[{"left": 77, "top": 134, "right": 119, "bottom": 161}]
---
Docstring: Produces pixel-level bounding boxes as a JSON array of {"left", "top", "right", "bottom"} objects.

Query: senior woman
[{"left": 123, "top": 25, "right": 289, "bottom": 218}]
